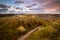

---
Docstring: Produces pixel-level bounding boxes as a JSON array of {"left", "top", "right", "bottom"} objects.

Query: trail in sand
[{"left": 18, "top": 26, "right": 40, "bottom": 40}]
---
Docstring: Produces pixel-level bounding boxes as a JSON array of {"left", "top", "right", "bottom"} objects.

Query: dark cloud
[
  {"left": 26, "top": 4, "right": 37, "bottom": 8},
  {"left": 35, "top": 0, "right": 47, "bottom": 3},
  {"left": 29, "top": 8, "right": 44, "bottom": 12},
  {"left": 0, "top": 4, "right": 22, "bottom": 13},
  {"left": 0, "top": 4, "right": 10, "bottom": 8},
  {"left": 29, "top": 8, "right": 40, "bottom": 10},
  {"left": 15, "top": 0, "right": 24, "bottom": 4},
  {"left": 0, "top": 4, "right": 23, "bottom": 13},
  {"left": 0, "top": 4, "right": 11, "bottom": 12},
  {"left": 16, "top": 7, "right": 20, "bottom": 9},
  {"left": 26, "top": 6, "right": 32, "bottom": 8},
  {"left": 16, "top": 7, "right": 23, "bottom": 10},
  {"left": 0, "top": 8, "right": 8, "bottom": 12},
  {"left": 32, "top": 4, "right": 37, "bottom": 6}
]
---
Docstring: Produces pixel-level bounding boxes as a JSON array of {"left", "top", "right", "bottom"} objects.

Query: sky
[{"left": 0, "top": 0, "right": 60, "bottom": 14}]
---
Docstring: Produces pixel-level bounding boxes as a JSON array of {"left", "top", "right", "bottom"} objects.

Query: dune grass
[{"left": 0, "top": 15, "right": 60, "bottom": 40}]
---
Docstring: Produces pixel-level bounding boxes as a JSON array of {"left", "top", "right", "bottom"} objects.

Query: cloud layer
[
  {"left": 0, "top": 0, "right": 60, "bottom": 14},
  {"left": 14, "top": 0, "right": 60, "bottom": 13}
]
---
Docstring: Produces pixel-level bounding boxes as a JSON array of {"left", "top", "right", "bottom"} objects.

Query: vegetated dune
[{"left": 0, "top": 14, "right": 60, "bottom": 40}]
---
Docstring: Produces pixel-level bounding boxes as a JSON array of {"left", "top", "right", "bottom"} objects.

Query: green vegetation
[{"left": 0, "top": 15, "right": 60, "bottom": 40}]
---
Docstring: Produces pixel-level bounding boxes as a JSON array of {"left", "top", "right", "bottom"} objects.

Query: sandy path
[{"left": 18, "top": 26, "right": 40, "bottom": 40}]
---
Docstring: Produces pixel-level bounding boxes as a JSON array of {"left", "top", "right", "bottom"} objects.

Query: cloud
[
  {"left": 0, "top": 8, "right": 8, "bottom": 12},
  {"left": 29, "top": 8, "right": 41, "bottom": 10},
  {"left": 52, "top": 9, "right": 60, "bottom": 13},
  {"left": 56, "top": 9, "right": 60, "bottom": 12},
  {"left": 0, "top": 4, "right": 10, "bottom": 13},
  {"left": 43, "top": 0, "right": 60, "bottom": 8},
  {"left": 0, "top": 4, "right": 10, "bottom": 8},
  {"left": 0, "top": 4, "right": 23, "bottom": 13},
  {"left": 26, "top": 4, "right": 37, "bottom": 8},
  {"left": 0, "top": 0, "right": 60, "bottom": 14},
  {"left": 15, "top": 0, "right": 24, "bottom": 4},
  {"left": 16, "top": 7, "right": 23, "bottom": 10},
  {"left": 15, "top": 0, "right": 37, "bottom": 8},
  {"left": 32, "top": 0, "right": 60, "bottom": 13}
]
